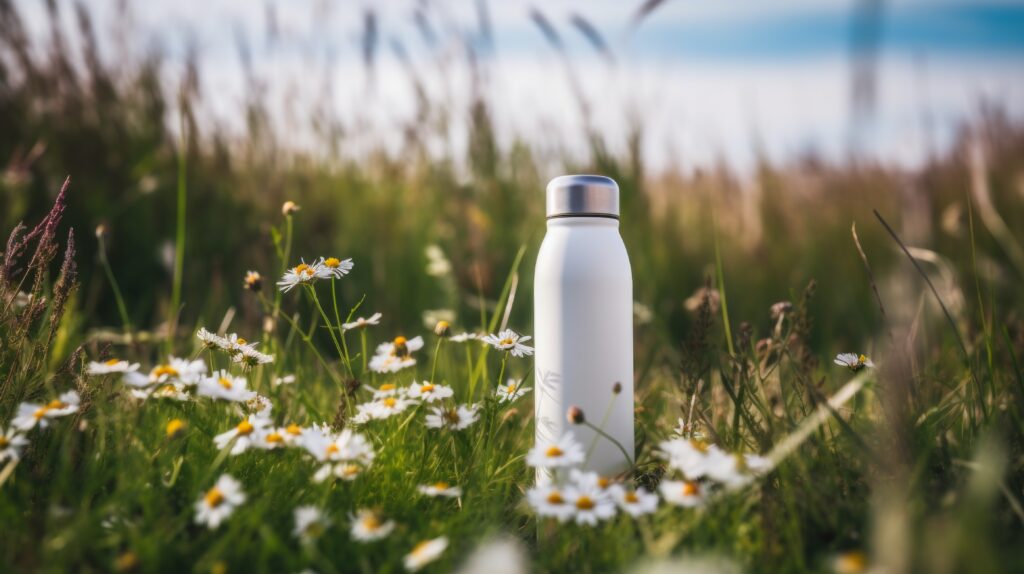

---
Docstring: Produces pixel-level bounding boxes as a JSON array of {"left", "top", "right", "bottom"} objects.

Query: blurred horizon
[{"left": 12, "top": 0, "right": 1024, "bottom": 173}]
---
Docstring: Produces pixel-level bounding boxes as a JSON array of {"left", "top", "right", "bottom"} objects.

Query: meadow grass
[{"left": 2, "top": 2, "right": 1024, "bottom": 572}]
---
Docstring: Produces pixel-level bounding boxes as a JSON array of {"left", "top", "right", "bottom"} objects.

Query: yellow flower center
[
  {"left": 545, "top": 446, "right": 564, "bottom": 457},
  {"left": 384, "top": 397, "right": 397, "bottom": 408},
  {"left": 286, "top": 423, "right": 303, "bottom": 435},
  {"left": 33, "top": 407, "right": 48, "bottom": 419},
  {"left": 433, "top": 482, "right": 449, "bottom": 490},
  {"left": 46, "top": 399, "right": 66, "bottom": 409},
  {"left": 156, "top": 384, "right": 176, "bottom": 395},
  {"left": 362, "top": 515, "right": 381, "bottom": 530},
  {"left": 689, "top": 439, "right": 708, "bottom": 453},
  {"left": 411, "top": 540, "right": 433, "bottom": 557},
  {"left": 499, "top": 337, "right": 514, "bottom": 346},
  {"left": 682, "top": 481, "right": 699, "bottom": 496},
  {"left": 420, "top": 384, "right": 435, "bottom": 393},
  {"left": 166, "top": 419, "right": 186, "bottom": 437},
  {"left": 265, "top": 432, "right": 284, "bottom": 444},
  {"left": 394, "top": 336, "right": 407, "bottom": 346},
  {"left": 340, "top": 464, "right": 359, "bottom": 476},
  {"left": 294, "top": 263, "right": 312, "bottom": 277},
  {"left": 152, "top": 365, "right": 179, "bottom": 378},
  {"left": 205, "top": 487, "right": 225, "bottom": 508},
  {"left": 0, "top": 437, "right": 8, "bottom": 448},
  {"left": 546, "top": 492, "right": 564, "bottom": 504},
  {"left": 326, "top": 444, "right": 340, "bottom": 455},
  {"left": 597, "top": 477, "right": 610, "bottom": 489},
  {"left": 379, "top": 384, "right": 396, "bottom": 392},
  {"left": 104, "top": 358, "right": 121, "bottom": 366},
  {"left": 236, "top": 420, "right": 254, "bottom": 435},
  {"left": 236, "top": 337, "right": 247, "bottom": 345},
  {"left": 324, "top": 257, "right": 341, "bottom": 268},
  {"left": 858, "top": 354, "right": 868, "bottom": 363},
  {"left": 624, "top": 491, "right": 639, "bottom": 504},
  {"left": 506, "top": 383, "right": 516, "bottom": 394},
  {"left": 218, "top": 377, "right": 233, "bottom": 390},
  {"left": 575, "top": 496, "right": 595, "bottom": 510}
]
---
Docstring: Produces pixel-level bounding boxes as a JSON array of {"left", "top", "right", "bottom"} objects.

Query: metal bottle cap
[{"left": 546, "top": 175, "right": 619, "bottom": 219}]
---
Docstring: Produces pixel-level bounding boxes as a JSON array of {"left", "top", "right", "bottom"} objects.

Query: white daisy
[
  {"left": 0, "top": 427, "right": 29, "bottom": 462},
  {"left": 404, "top": 537, "right": 448, "bottom": 572},
  {"left": 356, "top": 396, "right": 416, "bottom": 421},
  {"left": 657, "top": 438, "right": 716, "bottom": 479},
  {"left": 449, "top": 332, "right": 480, "bottom": 343},
  {"left": 130, "top": 383, "right": 190, "bottom": 402},
  {"left": 254, "top": 427, "right": 290, "bottom": 450},
  {"left": 11, "top": 390, "right": 80, "bottom": 431},
  {"left": 424, "top": 404, "right": 479, "bottom": 431},
  {"left": 300, "top": 427, "right": 375, "bottom": 465},
  {"left": 526, "top": 484, "right": 576, "bottom": 522},
  {"left": 342, "top": 312, "right": 383, "bottom": 331},
  {"left": 273, "top": 374, "right": 297, "bottom": 386},
  {"left": 563, "top": 482, "right": 616, "bottom": 526},
  {"left": 609, "top": 485, "right": 660, "bottom": 517},
  {"left": 86, "top": 358, "right": 140, "bottom": 375},
  {"left": 194, "top": 474, "right": 245, "bottom": 529},
  {"left": 196, "top": 327, "right": 231, "bottom": 351},
  {"left": 371, "top": 383, "right": 405, "bottom": 399},
  {"left": 293, "top": 506, "right": 331, "bottom": 542},
  {"left": 124, "top": 357, "right": 207, "bottom": 388},
  {"left": 417, "top": 482, "right": 462, "bottom": 498},
  {"left": 526, "top": 433, "right": 586, "bottom": 469},
  {"left": 568, "top": 469, "right": 617, "bottom": 494},
  {"left": 223, "top": 333, "right": 259, "bottom": 354},
  {"left": 277, "top": 260, "right": 320, "bottom": 292},
  {"left": 702, "top": 450, "right": 771, "bottom": 489},
  {"left": 197, "top": 370, "right": 257, "bottom": 403},
  {"left": 350, "top": 509, "right": 395, "bottom": 542},
  {"left": 213, "top": 415, "right": 271, "bottom": 455},
  {"left": 369, "top": 336, "right": 425, "bottom": 374},
  {"left": 245, "top": 394, "right": 274, "bottom": 419},
  {"left": 314, "top": 256, "right": 354, "bottom": 280},
  {"left": 232, "top": 345, "right": 275, "bottom": 369},
  {"left": 834, "top": 353, "right": 874, "bottom": 372},
  {"left": 481, "top": 329, "right": 534, "bottom": 357},
  {"left": 313, "top": 462, "right": 366, "bottom": 483},
  {"left": 659, "top": 480, "right": 706, "bottom": 507},
  {"left": 495, "top": 379, "right": 531, "bottom": 403},
  {"left": 406, "top": 381, "right": 454, "bottom": 403}
]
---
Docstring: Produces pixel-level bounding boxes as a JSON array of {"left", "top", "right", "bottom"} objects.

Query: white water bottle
[{"left": 534, "top": 175, "right": 634, "bottom": 481}]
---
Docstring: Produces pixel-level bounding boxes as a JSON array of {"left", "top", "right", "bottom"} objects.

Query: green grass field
[{"left": 2, "top": 2, "right": 1024, "bottom": 572}]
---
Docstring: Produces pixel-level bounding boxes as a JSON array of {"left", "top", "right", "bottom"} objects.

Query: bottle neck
[{"left": 546, "top": 216, "right": 620, "bottom": 229}]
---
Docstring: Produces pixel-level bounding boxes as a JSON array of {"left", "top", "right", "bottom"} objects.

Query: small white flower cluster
[
  {"left": 349, "top": 381, "right": 481, "bottom": 432},
  {"left": 2, "top": 389, "right": 81, "bottom": 464},
  {"left": 107, "top": 355, "right": 271, "bottom": 407},
  {"left": 369, "top": 336, "right": 425, "bottom": 373},
  {"left": 277, "top": 256, "right": 354, "bottom": 292},
  {"left": 195, "top": 328, "right": 274, "bottom": 369},
  {"left": 657, "top": 438, "right": 772, "bottom": 499}
]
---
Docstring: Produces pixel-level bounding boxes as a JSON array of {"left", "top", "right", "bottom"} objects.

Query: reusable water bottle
[{"left": 534, "top": 175, "right": 634, "bottom": 481}]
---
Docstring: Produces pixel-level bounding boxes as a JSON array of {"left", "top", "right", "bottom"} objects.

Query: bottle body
[{"left": 534, "top": 217, "right": 634, "bottom": 482}]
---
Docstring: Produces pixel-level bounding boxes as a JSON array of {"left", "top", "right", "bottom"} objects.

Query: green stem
[
  {"left": 583, "top": 420, "right": 634, "bottom": 468},
  {"left": 168, "top": 106, "right": 188, "bottom": 353},
  {"left": 97, "top": 233, "right": 132, "bottom": 337},
  {"left": 307, "top": 286, "right": 347, "bottom": 369},
  {"left": 429, "top": 338, "right": 444, "bottom": 384},
  {"left": 330, "top": 279, "right": 354, "bottom": 377}
]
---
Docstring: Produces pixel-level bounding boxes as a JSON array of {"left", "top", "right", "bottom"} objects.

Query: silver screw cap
[{"left": 546, "top": 175, "right": 619, "bottom": 219}]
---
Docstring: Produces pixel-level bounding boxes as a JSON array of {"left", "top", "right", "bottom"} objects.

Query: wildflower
[
  {"left": 356, "top": 396, "right": 416, "bottom": 421},
  {"left": 702, "top": 450, "right": 771, "bottom": 489},
  {"left": 245, "top": 394, "right": 274, "bottom": 418},
  {"left": 300, "top": 427, "right": 376, "bottom": 476},
  {"left": 406, "top": 381, "right": 454, "bottom": 403},
  {"left": 243, "top": 270, "right": 262, "bottom": 291},
  {"left": 131, "top": 383, "right": 190, "bottom": 402},
  {"left": 12, "top": 391, "right": 80, "bottom": 431},
  {"left": 417, "top": 482, "right": 462, "bottom": 498},
  {"left": 254, "top": 427, "right": 290, "bottom": 450},
  {"left": 610, "top": 485, "right": 659, "bottom": 517},
  {"left": 282, "top": 200, "right": 300, "bottom": 216},
  {"left": 293, "top": 506, "right": 331, "bottom": 542},
  {"left": 194, "top": 474, "right": 245, "bottom": 529},
  {"left": 233, "top": 345, "right": 275, "bottom": 369},
  {"left": 659, "top": 480, "right": 706, "bottom": 507},
  {"left": 166, "top": 418, "right": 187, "bottom": 438},
  {"left": 369, "top": 335, "right": 424, "bottom": 373},
  {"left": 313, "top": 462, "right": 366, "bottom": 483},
  {"left": 527, "top": 432, "right": 585, "bottom": 468},
  {"left": 834, "top": 353, "right": 874, "bottom": 372},
  {"left": 568, "top": 469, "right": 616, "bottom": 493},
  {"left": 563, "top": 482, "right": 616, "bottom": 526},
  {"left": 372, "top": 383, "right": 404, "bottom": 399},
  {"left": 196, "top": 327, "right": 230, "bottom": 351},
  {"left": 274, "top": 374, "right": 297, "bottom": 386},
  {"left": 496, "top": 379, "right": 531, "bottom": 403},
  {"left": 277, "top": 260, "right": 320, "bottom": 292},
  {"left": 124, "top": 357, "right": 206, "bottom": 388},
  {"left": 314, "top": 256, "right": 354, "bottom": 280},
  {"left": 770, "top": 301, "right": 793, "bottom": 320},
  {"left": 482, "top": 329, "right": 534, "bottom": 357},
  {"left": 213, "top": 415, "right": 271, "bottom": 455},
  {"left": 526, "top": 485, "right": 576, "bottom": 522},
  {"left": 424, "top": 404, "right": 479, "bottom": 431},
  {"left": 425, "top": 245, "right": 451, "bottom": 277},
  {"left": 657, "top": 438, "right": 714, "bottom": 479},
  {"left": 433, "top": 320, "right": 451, "bottom": 337},
  {"left": 449, "top": 332, "right": 479, "bottom": 343},
  {"left": 0, "top": 427, "right": 29, "bottom": 462},
  {"left": 404, "top": 537, "right": 448, "bottom": 572},
  {"left": 350, "top": 509, "right": 395, "bottom": 542},
  {"left": 342, "top": 312, "right": 383, "bottom": 331},
  {"left": 197, "top": 370, "right": 257, "bottom": 403},
  {"left": 86, "top": 358, "right": 140, "bottom": 375},
  {"left": 832, "top": 550, "right": 869, "bottom": 574}
]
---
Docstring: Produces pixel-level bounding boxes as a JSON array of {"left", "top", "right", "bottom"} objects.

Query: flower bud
[
  {"left": 282, "top": 200, "right": 300, "bottom": 216},
  {"left": 243, "top": 270, "right": 262, "bottom": 292},
  {"left": 612, "top": 382, "right": 622, "bottom": 395},
  {"left": 434, "top": 320, "right": 451, "bottom": 337},
  {"left": 166, "top": 418, "right": 187, "bottom": 438},
  {"left": 567, "top": 406, "right": 585, "bottom": 425}
]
